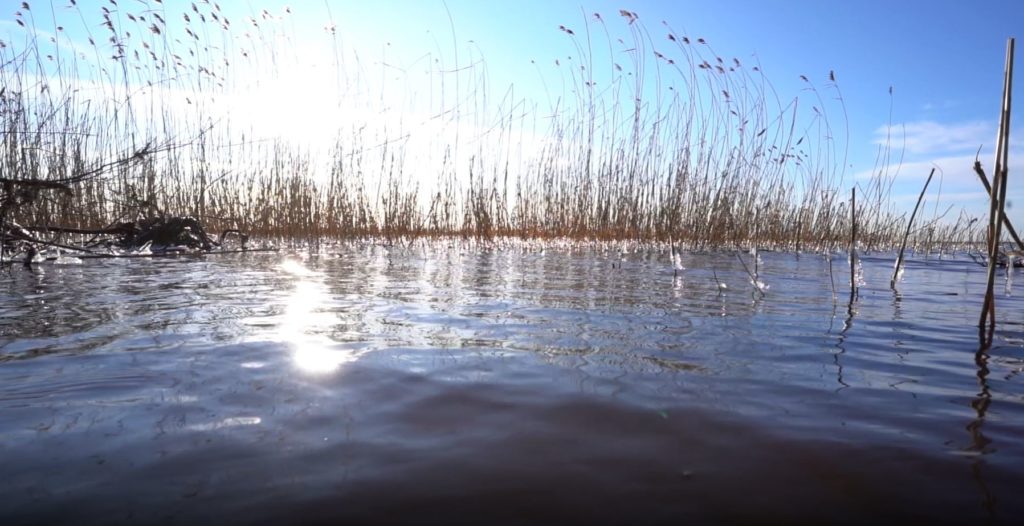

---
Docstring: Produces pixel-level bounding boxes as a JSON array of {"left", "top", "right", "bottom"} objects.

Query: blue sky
[
  {"left": 1, "top": 0, "right": 1021, "bottom": 227},
  {"left": 323, "top": 0, "right": 1022, "bottom": 223}
]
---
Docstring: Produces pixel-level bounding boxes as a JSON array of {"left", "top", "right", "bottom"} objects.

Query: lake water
[{"left": 2, "top": 241, "right": 1023, "bottom": 524}]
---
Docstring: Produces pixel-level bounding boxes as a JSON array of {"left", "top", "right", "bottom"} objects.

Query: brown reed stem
[
  {"left": 979, "top": 38, "right": 1015, "bottom": 337},
  {"left": 973, "top": 155, "right": 1024, "bottom": 251},
  {"left": 891, "top": 168, "right": 936, "bottom": 289},
  {"left": 849, "top": 186, "right": 857, "bottom": 301}
]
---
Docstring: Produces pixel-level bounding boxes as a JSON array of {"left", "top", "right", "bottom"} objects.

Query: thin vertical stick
[
  {"left": 980, "top": 38, "right": 1015, "bottom": 334},
  {"left": 827, "top": 252, "right": 836, "bottom": 303},
  {"left": 891, "top": 168, "right": 936, "bottom": 288},
  {"left": 850, "top": 187, "right": 857, "bottom": 301}
]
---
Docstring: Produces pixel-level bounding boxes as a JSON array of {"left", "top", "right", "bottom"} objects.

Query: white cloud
[
  {"left": 854, "top": 152, "right": 1024, "bottom": 225},
  {"left": 855, "top": 153, "right": 1024, "bottom": 190},
  {"left": 920, "top": 99, "right": 960, "bottom": 112},
  {"left": 853, "top": 154, "right": 989, "bottom": 184},
  {"left": 873, "top": 120, "right": 995, "bottom": 156},
  {"left": 860, "top": 119, "right": 1023, "bottom": 189}
]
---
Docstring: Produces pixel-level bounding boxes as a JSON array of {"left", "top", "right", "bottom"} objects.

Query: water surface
[{"left": 2, "top": 242, "right": 1023, "bottom": 524}]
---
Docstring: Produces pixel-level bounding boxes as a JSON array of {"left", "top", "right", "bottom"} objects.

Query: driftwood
[
  {"left": 18, "top": 217, "right": 249, "bottom": 252},
  {"left": 1, "top": 137, "right": 263, "bottom": 267},
  {"left": 2, "top": 177, "right": 250, "bottom": 266}
]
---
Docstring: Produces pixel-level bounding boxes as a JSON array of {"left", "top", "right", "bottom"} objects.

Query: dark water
[{"left": 2, "top": 242, "right": 1023, "bottom": 525}]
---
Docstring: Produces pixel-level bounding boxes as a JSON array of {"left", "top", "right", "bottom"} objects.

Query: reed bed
[{"left": 0, "top": 1, "right": 982, "bottom": 253}]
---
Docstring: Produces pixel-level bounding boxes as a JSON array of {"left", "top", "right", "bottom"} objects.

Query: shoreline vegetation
[{"left": 0, "top": 2, "right": 997, "bottom": 257}]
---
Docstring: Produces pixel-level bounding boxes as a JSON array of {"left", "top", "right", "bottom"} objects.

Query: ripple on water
[{"left": 0, "top": 246, "right": 1022, "bottom": 523}]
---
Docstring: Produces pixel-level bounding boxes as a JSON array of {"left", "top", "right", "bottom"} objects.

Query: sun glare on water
[{"left": 278, "top": 259, "right": 361, "bottom": 374}]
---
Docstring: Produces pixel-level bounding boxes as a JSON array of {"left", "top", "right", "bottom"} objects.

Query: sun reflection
[
  {"left": 292, "top": 344, "right": 361, "bottom": 374},
  {"left": 188, "top": 416, "right": 262, "bottom": 431},
  {"left": 278, "top": 259, "right": 362, "bottom": 374}
]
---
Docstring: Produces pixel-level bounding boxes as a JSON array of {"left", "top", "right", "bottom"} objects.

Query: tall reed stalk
[
  {"left": 979, "top": 38, "right": 1015, "bottom": 338},
  {"left": 892, "top": 168, "right": 936, "bottom": 288},
  {"left": 0, "top": 3, "right": 980, "bottom": 252}
]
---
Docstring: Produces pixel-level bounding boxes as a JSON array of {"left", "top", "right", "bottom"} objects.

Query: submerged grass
[{"left": 0, "top": 2, "right": 981, "bottom": 253}]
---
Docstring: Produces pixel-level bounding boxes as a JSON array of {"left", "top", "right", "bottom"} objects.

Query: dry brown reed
[
  {"left": 892, "top": 168, "right": 936, "bottom": 289},
  {"left": 979, "top": 38, "right": 1015, "bottom": 338},
  {"left": 0, "top": 2, "right": 982, "bottom": 253}
]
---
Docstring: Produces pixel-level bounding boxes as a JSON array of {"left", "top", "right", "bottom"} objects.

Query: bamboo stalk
[{"left": 891, "top": 168, "right": 936, "bottom": 288}]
